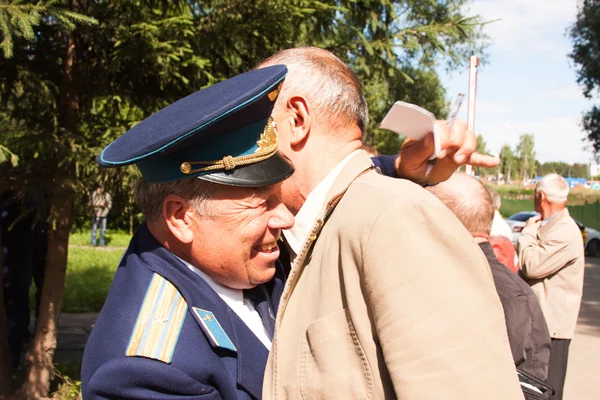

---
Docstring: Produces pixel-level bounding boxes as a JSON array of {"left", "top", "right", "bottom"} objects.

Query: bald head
[
  {"left": 258, "top": 47, "right": 368, "bottom": 135},
  {"left": 426, "top": 173, "right": 495, "bottom": 235}
]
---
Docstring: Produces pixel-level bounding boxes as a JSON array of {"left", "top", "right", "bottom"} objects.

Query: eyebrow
[{"left": 250, "top": 184, "right": 280, "bottom": 199}]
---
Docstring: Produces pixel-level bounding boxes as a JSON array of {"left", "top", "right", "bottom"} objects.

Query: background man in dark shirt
[{"left": 428, "top": 173, "right": 551, "bottom": 382}]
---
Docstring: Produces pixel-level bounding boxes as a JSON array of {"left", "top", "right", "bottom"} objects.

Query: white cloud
[
  {"left": 545, "top": 85, "right": 587, "bottom": 101},
  {"left": 478, "top": 115, "right": 594, "bottom": 163},
  {"left": 468, "top": 0, "right": 578, "bottom": 55},
  {"left": 476, "top": 100, "right": 516, "bottom": 113}
]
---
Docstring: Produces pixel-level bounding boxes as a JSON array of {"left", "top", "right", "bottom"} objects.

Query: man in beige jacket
[
  {"left": 519, "top": 174, "right": 585, "bottom": 400},
  {"left": 259, "top": 47, "right": 523, "bottom": 399}
]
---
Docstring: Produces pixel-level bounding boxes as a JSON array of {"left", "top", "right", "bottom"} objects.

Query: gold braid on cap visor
[{"left": 180, "top": 117, "right": 279, "bottom": 175}]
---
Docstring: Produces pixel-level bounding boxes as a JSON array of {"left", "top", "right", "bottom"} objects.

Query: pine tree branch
[{"left": 0, "top": 1, "right": 97, "bottom": 58}]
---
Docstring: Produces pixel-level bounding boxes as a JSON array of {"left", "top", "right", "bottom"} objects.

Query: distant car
[{"left": 505, "top": 211, "right": 600, "bottom": 256}]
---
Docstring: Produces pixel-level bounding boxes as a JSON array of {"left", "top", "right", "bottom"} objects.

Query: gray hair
[
  {"left": 135, "top": 178, "right": 218, "bottom": 223},
  {"left": 536, "top": 174, "right": 569, "bottom": 204},
  {"left": 258, "top": 47, "right": 369, "bottom": 135}
]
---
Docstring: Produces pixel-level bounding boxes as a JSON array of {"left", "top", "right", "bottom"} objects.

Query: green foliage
[
  {"left": 62, "top": 247, "right": 121, "bottom": 313},
  {"left": 0, "top": 0, "right": 97, "bottom": 58},
  {"left": 476, "top": 135, "right": 487, "bottom": 154},
  {"left": 0, "top": 143, "right": 18, "bottom": 166},
  {"left": 50, "top": 366, "right": 81, "bottom": 400},
  {"left": 499, "top": 144, "right": 516, "bottom": 181},
  {"left": 569, "top": 0, "right": 600, "bottom": 154},
  {"left": 537, "top": 161, "right": 589, "bottom": 178},
  {"left": 515, "top": 133, "right": 536, "bottom": 181},
  {"left": 582, "top": 105, "right": 600, "bottom": 154},
  {"left": 332, "top": 0, "right": 489, "bottom": 152},
  {"left": 1, "top": 0, "right": 490, "bottom": 228},
  {"left": 570, "top": 0, "right": 600, "bottom": 98}
]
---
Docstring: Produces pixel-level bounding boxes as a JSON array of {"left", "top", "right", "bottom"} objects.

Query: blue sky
[{"left": 440, "top": 0, "right": 593, "bottom": 164}]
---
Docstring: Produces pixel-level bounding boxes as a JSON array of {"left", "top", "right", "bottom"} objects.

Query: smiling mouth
[{"left": 257, "top": 242, "right": 278, "bottom": 253}]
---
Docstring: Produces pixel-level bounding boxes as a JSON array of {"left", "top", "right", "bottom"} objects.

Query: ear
[
  {"left": 286, "top": 95, "right": 312, "bottom": 146},
  {"left": 163, "top": 194, "right": 195, "bottom": 244},
  {"left": 536, "top": 191, "right": 545, "bottom": 202}
]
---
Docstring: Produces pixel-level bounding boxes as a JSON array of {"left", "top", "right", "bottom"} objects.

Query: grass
[
  {"left": 64, "top": 230, "right": 132, "bottom": 312},
  {"left": 62, "top": 247, "right": 124, "bottom": 312},
  {"left": 69, "top": 229, "right": 132, "bottom": 247}
]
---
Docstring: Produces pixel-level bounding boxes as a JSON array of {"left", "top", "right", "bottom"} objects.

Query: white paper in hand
[{"left": 380, "top": 101, "right": 439, "bottom": 158}]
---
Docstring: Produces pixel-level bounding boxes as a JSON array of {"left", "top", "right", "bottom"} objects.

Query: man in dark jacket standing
[{"left": 428, "top": 173, "right": 551, "bottom": 381}]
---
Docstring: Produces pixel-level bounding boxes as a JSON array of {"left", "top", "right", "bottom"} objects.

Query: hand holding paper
[
  {"left": 380, "top": 95, "right": 464, "bottom": 160},
  {"left": 380, "top": 98, "right": 500, "bottom": 185}
]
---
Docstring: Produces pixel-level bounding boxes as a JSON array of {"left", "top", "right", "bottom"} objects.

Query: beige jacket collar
[
  {"left": 540, "top": 208, "right": 570, "bottom": 237},
  {"left": 283, "top": 150, "right": 362, "bottom": 256},
  {"left": 295, "top": 150, "right": 375, "bottom": 263}
]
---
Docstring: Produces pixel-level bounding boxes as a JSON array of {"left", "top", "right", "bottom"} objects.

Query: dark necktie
[{"left": 244, "top": 284, "right": 275, "bottom": 338}]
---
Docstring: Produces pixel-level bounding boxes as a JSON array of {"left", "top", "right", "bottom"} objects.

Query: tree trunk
[
  {"left": 20, "top": 184, "right": 74, "bottom": 398},
  {"left": 0, "top": 224, "right": 14, "bottom": 395},
  {"left": 20, "top": 0, "right": 80, "bottom": 395},
  {"left": 129, "top": 212, "right": 133, "bottom": 236}
]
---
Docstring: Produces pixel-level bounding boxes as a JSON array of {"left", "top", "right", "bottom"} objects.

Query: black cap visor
[{"left": 197, "top": 152, "right": 294, "bottom": 187}]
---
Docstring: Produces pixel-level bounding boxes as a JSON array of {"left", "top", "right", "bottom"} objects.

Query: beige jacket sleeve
[
  {"left": 519, "top": 227, "right": 576, "bottom": 280},
  {"left": 360, "top": 200, "right": 523, "bottom": 399}
]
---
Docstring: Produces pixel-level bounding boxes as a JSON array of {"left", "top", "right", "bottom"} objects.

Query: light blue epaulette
[{"left": 126, "top": 273, "right": 188, "bottom": 363}]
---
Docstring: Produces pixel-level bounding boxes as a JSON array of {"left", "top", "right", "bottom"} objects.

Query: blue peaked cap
[{"left": 98, "top": 65, "right": 293, "bottom": 187}]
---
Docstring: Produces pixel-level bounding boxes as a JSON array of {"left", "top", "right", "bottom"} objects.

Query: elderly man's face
[{"left": 189, "top": 183, "right": 294, "bottom": 289}]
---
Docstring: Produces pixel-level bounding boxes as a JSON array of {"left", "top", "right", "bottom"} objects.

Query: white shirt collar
[
  {"left": 173, "top": 255, "right": 272, "bottom": 349},
  {"left": 175, "top": 255, "right": 244, "bottom": 304},
  {"left": 283, "top": 150, "right": 363, "bottom": 256}
]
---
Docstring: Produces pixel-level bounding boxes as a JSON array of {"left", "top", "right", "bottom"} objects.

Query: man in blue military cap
[{"left": 82, "top": 65, "right": 296, "bottom": 399}]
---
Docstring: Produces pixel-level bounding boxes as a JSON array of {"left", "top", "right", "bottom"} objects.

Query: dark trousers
[{"left": 547, "top": 338, "right": 571, "bottom": 400}]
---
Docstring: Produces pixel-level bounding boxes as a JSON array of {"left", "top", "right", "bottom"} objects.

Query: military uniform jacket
[
  {"left": 519, "top": 208, "right": 585, "bottom": 339},
  {"left": 263, "top": 151, "right": 524, "bottom": 399},
  {"left": 82, "top": 223, "right": 283, "bottom": 399}
]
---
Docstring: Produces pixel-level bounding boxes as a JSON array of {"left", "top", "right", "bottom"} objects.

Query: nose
[{"left": 268, "top": 202, "right": 295, "bottom": 230}]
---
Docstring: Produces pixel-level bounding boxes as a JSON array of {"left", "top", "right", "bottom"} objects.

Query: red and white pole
[{"left": 465, "top": 55, "right": 479, "bottom": 176}]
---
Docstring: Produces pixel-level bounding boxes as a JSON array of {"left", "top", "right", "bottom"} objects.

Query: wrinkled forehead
[{"left": 209, "top": 181, "right": 282, "bottom": 202}]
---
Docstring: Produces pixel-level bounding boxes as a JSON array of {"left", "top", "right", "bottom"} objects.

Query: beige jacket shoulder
[
  {"left": 518, "top": 208, "right": 585, "bottom": 339},
  {"left": 264, "top": 152, "right": 523, "bottom": 400}
]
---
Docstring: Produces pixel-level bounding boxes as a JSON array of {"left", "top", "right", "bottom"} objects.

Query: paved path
[
  {"left": 564, "top": 257, "right": 600, "bottom": 400},
  {"left": 55, "top": 258, "right": 600, "bottom": 396}
]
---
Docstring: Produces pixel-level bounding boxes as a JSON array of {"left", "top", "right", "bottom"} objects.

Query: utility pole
[{"left": 465, "top": 55, "right": 479, "bottom": 176}]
